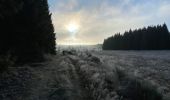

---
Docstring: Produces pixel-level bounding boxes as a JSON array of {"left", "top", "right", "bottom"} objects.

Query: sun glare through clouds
[
  {"left": 66, "top": 21, "right": 79, "bottom": 33},
  {"left": 63, "top": 21, "right": 82, "bottom": 45}
]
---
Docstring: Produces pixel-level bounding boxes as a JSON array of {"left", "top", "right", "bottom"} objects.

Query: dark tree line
[
  {"left": 103, "top": 24, "right": 170, "bottom": 50},
  {"left": 0, "top": 0, "right": 56, "bottom": 64}
]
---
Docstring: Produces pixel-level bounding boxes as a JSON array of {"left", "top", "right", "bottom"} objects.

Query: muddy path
[{"left": 27, "top": 55, "right": 94, "bottom": 100}]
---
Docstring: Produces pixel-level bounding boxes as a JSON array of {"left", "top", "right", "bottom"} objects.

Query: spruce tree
[{"left": 0, "top": 0, "right": 56, "bottom": 64}]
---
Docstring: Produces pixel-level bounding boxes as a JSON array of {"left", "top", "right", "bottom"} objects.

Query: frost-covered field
[
  {"left": 93, "top": 50, "right": 170, "bottom": 97},
  {"left": 93, "top": 51, "right": 170, "bottom": 85},
  {"left": 0, "top": 46, "right": 170, "bottom": 100}
]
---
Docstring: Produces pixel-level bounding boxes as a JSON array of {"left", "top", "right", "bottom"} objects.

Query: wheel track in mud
[
  {"left": 67, "top": 55, "right": 94, "bottom": 100},
  {"left": 67, "top": 54, "right": 121, "bottom": 100},
  {"left": 47, "top": 56, "right": 93, "bottom": 100}
]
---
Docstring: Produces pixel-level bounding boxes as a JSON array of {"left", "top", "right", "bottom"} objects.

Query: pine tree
[{"left": 0, "top": 0, "right": 56, "bottom": 64}]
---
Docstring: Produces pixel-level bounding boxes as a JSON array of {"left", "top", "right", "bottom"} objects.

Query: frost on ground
[
  {"left": 93, "top": 50, "right": 170, "bottom": 99},
  {"left": 0, "top": 49, "right": 169, "bottom": 100}
]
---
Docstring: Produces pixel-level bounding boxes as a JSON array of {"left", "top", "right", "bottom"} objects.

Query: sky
[{"left": 48, "top": 0, "right": 170, "bottom": 45}]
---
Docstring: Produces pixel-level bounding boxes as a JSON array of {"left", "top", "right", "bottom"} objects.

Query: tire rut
[{"left": 68, "top": 55, "right": 94, "bottom": 100}]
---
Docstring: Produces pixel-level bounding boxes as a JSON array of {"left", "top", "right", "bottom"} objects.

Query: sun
[{"left": 66, "top": 21, "right": 79, "bottom": 33}]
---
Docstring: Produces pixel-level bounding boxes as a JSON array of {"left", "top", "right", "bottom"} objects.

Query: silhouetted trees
[
  {"left": 103, "top": 24, "right": 170, "bottom": 50},
  {"left": 0, "top": 0, "right": 56, "bottom": 64}
]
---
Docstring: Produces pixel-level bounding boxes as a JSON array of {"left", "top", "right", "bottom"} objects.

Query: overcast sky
[{"left": 48, "top": 0, "right": 170, "bottom": 45}]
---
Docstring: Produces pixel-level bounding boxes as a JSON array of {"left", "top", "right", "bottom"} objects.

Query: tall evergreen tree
[{"left": 0, "top": 0, "right": 56, "bottom": 64}]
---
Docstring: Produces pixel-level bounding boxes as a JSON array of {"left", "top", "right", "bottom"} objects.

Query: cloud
[
  {"left": 48, "top": 0, "right": 170, "bottom": 44},
  {"left": 158, "top": 4, "right": 170, "bottom": 18}
]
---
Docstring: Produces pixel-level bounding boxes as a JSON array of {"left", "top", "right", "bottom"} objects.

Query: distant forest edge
[
  {"left": 103, "top": 24, "right": 170, "bottom": 50},
  {"left": 0, "top": 0, "right": 56, "bottom": 64}
]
